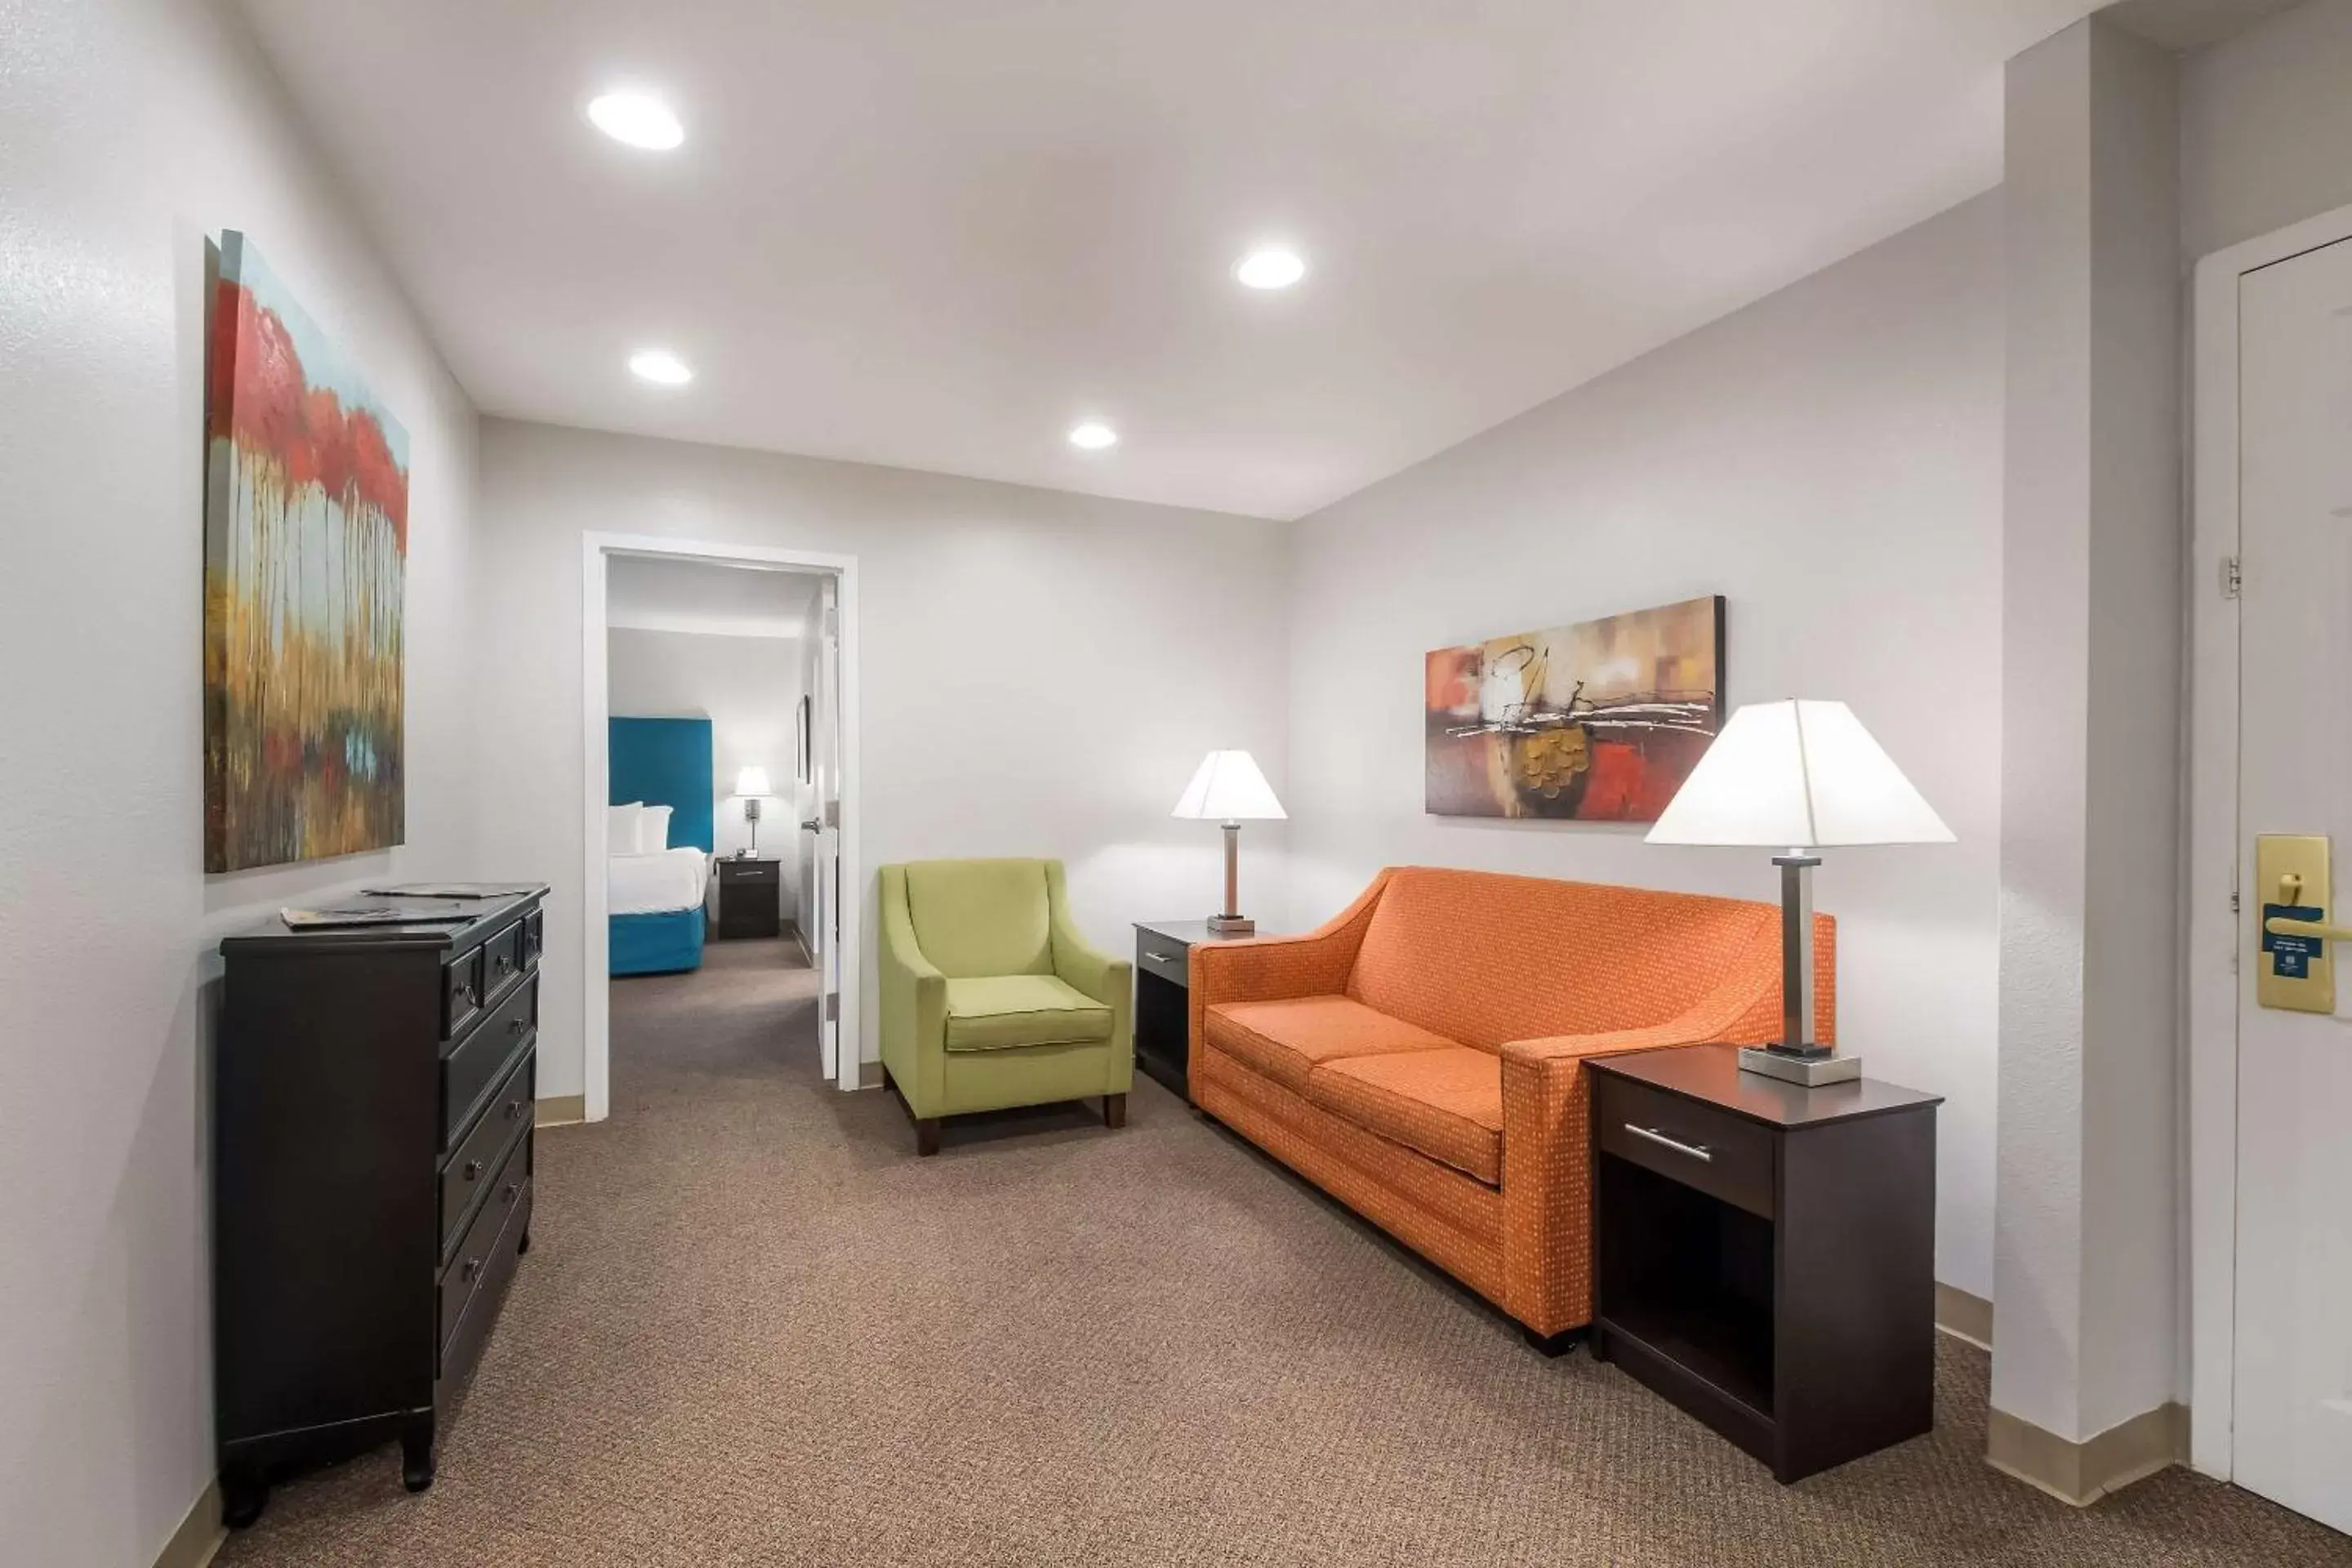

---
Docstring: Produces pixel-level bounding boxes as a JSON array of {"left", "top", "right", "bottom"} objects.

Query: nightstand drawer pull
[
  {"left": 1144, "top": 950, "right": 1174, "bottom": 964},
  {"left": 1624, "top": 1124, "right": 1713, "bottom": 1163}
]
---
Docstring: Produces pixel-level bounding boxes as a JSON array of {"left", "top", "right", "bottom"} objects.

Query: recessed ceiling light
[
  {"left": 629, "top": 349, "right": 693, "bottom": 385},
  {"left": 1067, "top": 421, "right": 1118, "bottom": 451},
  {"left": 587, "top": 90, "right": 684, "bottom": 151},
  {"left": 1235, "top": 246, "right": 1307, "bottom": 290}
]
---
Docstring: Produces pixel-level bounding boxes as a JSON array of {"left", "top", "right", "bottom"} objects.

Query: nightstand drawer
[
  {"left": 721, "top": 859, "right": 777, "bottom": 882},
  {"left": 1135, "top": 935, "right": 1188, "bottom": 986},
  {"left": 1597, "top": 1071, "right": 1775, "bottom": 1219}
]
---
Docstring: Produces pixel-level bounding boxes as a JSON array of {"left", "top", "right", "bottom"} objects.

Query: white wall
[
  {"left": 475, "top": 419, "right": 1292, "bottom": 1099},
  {"left": 608, "top": 626, "right": 807, "bottom": 911},
  {"left": 0, "top": 2, "right": 479, "bottom": 1562},
  {"left": 2179, "top": 0, "right": 2352, "bottom": 261},
  {"left": 1282, "top": 194, "right": 2005, "bottom": 1298}
]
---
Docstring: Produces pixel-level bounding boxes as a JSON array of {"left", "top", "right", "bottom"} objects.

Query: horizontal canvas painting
[
  {"left": 1425, "top": 595, "right": 1725, "bottom": 821},
  {"left": 203, "top": 232, "right": 408, "bottom": 872}
]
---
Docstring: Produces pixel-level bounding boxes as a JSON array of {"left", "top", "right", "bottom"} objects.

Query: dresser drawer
[
  {"left": 480, "top": 920, "right": 527, "bottom": 1005},
  {"left": 443, "top": 977, "right": 536, "bottom": 1148},
  {"left": 440, "top": 1051, "right": 533, "bottom": 1262},
  {"left": 1135, "top": 933, "right": 1188, "bottom": 987},
  {"left": 521, "top": 908, "right": 545, "bottom": 973},
  {"left": 1597, "top": 1071, "right": 1775, "bottom": 1219},
  {"left": 439, "top": 1134, "right": 529, "bottom": 1363},
  {"left": 442, "top": 947, "right": 484, "bottom": 1040}
]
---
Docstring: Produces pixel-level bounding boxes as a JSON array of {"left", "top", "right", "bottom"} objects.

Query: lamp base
[
  {"left": 1205, "top": 914, "right": 1257, "bottom": 936},
  {"left": 1739, "top": 1046, "right": 1861, "bottom": 1086}
]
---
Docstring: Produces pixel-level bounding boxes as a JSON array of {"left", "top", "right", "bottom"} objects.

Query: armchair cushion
[
  {"left": 942, "top": 973, "right": 1113, "bottom": 1053},
  {"left": 905, "top": 858, "right": 1054, "bottom": 978},
  {"left": 1303, "top": 1046, "right": 1504, "bottom": 1185},
  {"left": 1202, "top": 996, "right": 1458, "bottom": 1094}
]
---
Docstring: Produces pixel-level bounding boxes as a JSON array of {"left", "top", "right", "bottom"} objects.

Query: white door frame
[
  {"left": 2186, "top": 198, "right": 2352, "bottom": 1481},
  {"left": 581, "top": 532, "right": 865, "bottom": 1117}
]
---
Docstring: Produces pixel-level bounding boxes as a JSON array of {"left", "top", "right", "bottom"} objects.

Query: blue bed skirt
[{"left": 611, "top": 907, "right": 706, "bottom": 976}]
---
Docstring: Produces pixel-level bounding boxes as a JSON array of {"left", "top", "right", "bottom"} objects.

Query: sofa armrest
[
  {"left": 1187, "top": 871, "right": 1394, "bottom": 1089},
  {"left": 878, "top": 866, "right": 949, "bottom": 1115}
]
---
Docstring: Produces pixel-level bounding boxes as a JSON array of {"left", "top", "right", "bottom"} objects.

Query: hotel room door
[{"left": 2235, "top": 232, "right": 2352, "bottom": 1537}]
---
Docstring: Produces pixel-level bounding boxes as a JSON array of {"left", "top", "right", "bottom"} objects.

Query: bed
[{"left": 609, "top": 715, "right": 715, "bottom": 976}]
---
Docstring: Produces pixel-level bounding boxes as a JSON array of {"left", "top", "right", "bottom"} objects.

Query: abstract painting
[
  {"left": 1425, "top": 595, "right": 1725, "bottom": 821},
  {"left": 203, "top": 232, "right": 408, "bottom": 871}
]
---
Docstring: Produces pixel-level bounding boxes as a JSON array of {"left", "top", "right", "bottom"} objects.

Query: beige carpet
[{"left": 215, "top": 937, "right": 2351, "bottom": 1566}]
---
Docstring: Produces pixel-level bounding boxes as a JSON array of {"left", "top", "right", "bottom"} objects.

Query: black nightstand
[
  {"left": 1587, "top": 1045, "right": 1942, "bottom": 1483},
  {"left": 714, "top": 857, "right": 782, "bottom": 939},
  {"left": 1132, "top": 920, "right": 1267, "bottom": 1098}
]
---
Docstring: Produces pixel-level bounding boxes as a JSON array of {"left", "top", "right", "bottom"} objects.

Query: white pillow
[
  {"left": 637, "top": 804, "right": 675, "bottom": 854},
  {"left": 607, "top": 802, "right": 644, "bottom": 856}
]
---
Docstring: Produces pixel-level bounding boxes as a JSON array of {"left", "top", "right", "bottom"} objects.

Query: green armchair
[{"left": 878, "top": 858, "right": 1134, "bottom": 1155}]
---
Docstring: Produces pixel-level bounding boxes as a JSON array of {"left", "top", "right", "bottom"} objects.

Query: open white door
[
  {"left": 2234, "top": 233, "right": 2352, "bottom": 1537},
  {"left": 810, "top": 577, "right": 844, "bottom": 1081}
]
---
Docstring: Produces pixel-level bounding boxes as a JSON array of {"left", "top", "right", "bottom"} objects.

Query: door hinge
[
  {"left": 2230, "top": 890, "right": 2240, "bottom": 913},
  {"left": 2222, "top": 556, "right": 2242, "bottom": 599},
  {"left": 824, "top": 992, "right": 840, "bottom": 1022}
]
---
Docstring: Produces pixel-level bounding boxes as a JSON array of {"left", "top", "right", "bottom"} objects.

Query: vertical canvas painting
[
  {"left": 203, "top": 232, "right": 408, "bottom": 871},
  {"left": 1424, "top": 595, "right": 1725, "bottom": 822}
]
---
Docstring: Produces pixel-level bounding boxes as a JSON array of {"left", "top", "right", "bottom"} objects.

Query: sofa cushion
[
  {"left": 1303, "top": 1047, "right": 1503, "bottom": 1186},
  {"left": 905, "top": 858, "right": 1054, "bottom": 978},
  {"left": 1203, "top": 996, "right": 1460, "bottom": 1093},
  {"left": 942, "top": 974, "right": 1112, "bottom": 1052}
]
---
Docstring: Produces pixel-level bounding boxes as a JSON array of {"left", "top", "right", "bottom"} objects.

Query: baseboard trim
[
  {"left": 536, "top": 1094, "right": 587, "bottom": 1127},
  {"left": 154, "top": 1480, "right": 224, "bottom": 1568},
  {"left": 1935, "top": 1282, "right": 1993, "bottom": 1350},
  {"left": 858, "top": 1058, "right": 884, "bottom": 1089},
  {"left": 1986, "top": 1401, "right": 2187, "bottom": 1506}
]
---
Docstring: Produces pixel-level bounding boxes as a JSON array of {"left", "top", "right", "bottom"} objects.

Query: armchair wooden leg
[
  {"left": 915, "top": 1118, "right": 942, "bottom": 1156},
  {"left": 1103, "top": 1093, "right": 1127, "bottom": 1129}
]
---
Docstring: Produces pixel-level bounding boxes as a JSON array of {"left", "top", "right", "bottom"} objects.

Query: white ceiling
[
  {"left": 238, "top": 0, "right": 2105, "bottom": 521},
  {"left": 608, "top": 556, "right": 822, "bottom": 639}
]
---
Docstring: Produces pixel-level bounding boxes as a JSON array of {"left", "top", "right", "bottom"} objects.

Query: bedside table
[
  {"left": 713, "top": 857, "right": 782, "bottom": 939},
  {"left": 1586, "top": 1045, "right": 1942, "bottom": 1483},
  {"left": 1132, "top": 920, "right": 1263, "bottom": 1098}
]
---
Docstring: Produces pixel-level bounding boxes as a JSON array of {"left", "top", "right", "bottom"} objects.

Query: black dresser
[{"left": 212, "top": 886, "right": 547, "bottom": 1527}]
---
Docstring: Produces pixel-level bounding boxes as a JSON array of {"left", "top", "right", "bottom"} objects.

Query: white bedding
[{"left": 610, "top": 847, "right": 709, "bottom": 915}]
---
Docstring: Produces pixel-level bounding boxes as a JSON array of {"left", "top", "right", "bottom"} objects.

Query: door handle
[
  {"left": 800, "top": 818, "right": 821, "bottom": 831},
  {"left": 2263, "top": 915, "right": 2352, "bottom": 942}
]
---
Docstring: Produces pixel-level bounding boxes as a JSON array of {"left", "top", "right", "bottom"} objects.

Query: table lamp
[
  {"left": 733, "top": 765, "right": 773, "bottom": 859},
  {"left": 1173, "top": 750, "right": 1285, "bottom": 935},
  {"left": 1646, "top": 700, "right": 1952, "bottom": 1085}
]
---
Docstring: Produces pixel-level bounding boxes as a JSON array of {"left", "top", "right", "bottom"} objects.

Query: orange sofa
[{"left": 1187, "top": 866, "right": 1834, "bottom": 1345}]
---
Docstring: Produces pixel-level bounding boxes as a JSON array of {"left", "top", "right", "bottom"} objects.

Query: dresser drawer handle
[
  {"left": 509, "top": 1017, "right": 528, "bottom": 1036},
  {"left": 502, "top": 1182, "right": 521, "bottom": 1204},
  {"left": 1625, "top": 1124, "right": 1713, "bottom": 1163},
  {"left": 463, "top": 1159, "right": 484, "bottom": 1182},
  {"left": 461, "top": 1258, "right": 482, "bottom": 1283},
  {"left": 455, "top": 983, "right": 476, "bottom": 1009},
  {"left": 504, "top": 1098, "right": 525, "bottom": 1122},
  {"left": 495, "top": 954, "right": 514, "bottom": 974}
]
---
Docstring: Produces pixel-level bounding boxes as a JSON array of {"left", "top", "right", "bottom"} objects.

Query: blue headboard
[{"left": 609, "top": 716, "right": 715, "bottom": 852}]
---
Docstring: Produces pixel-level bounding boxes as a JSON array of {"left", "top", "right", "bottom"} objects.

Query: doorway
[
  {"left": 2189, "top": 208, "right": 2352, "bottom": 1535},
  {"left": 581, "top": 534, "right": 862, "bottom": 1117}
]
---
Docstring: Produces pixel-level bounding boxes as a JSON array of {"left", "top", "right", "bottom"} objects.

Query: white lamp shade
[
  {"left": 1646, "top": 700, "right": 1953, "bottom": 849},
  {"left": 1172, "top": 750, "right": 1286, "bottom": 821},
  {"left": 733, "top": 766, "right": 773, "bottom": 798}
]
